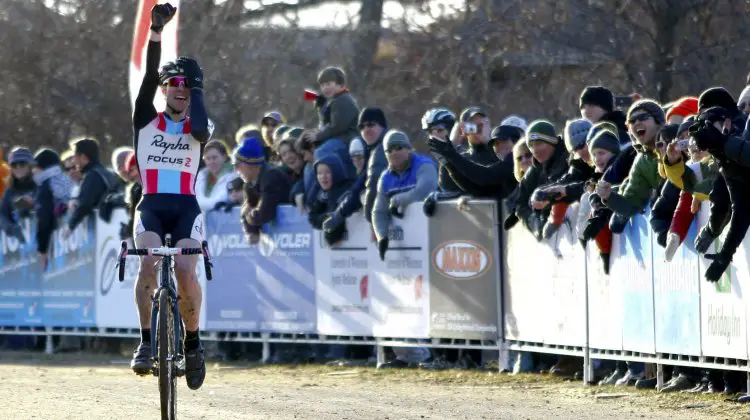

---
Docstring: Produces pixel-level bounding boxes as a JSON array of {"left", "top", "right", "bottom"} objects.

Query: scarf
[
  {"left": 206, "top": 162, "right": 234, "bottom": 196},
  {"left": 34, "top": 166, "right": 73, "bottom": 204}
]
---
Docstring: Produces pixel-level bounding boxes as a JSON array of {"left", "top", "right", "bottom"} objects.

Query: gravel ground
[{"left": 1, "top": 351, "right": 747, "bottom": 420}]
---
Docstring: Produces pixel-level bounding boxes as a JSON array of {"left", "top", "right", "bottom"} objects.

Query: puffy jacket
[
  {"left": 372, "top": 153, "right": 438, "bottom": 241},
  {"left": 603, "top": 151, "right": 661, "bottom": 217}
]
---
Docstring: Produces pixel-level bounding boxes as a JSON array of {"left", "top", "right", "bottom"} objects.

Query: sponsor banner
[
  {"left": 95, "top": 209, "right": 139, "bottom": 329},
  {"left": 697, "top": 206, "right": 748, "bottom": 358},
  {"left": 614, "top": 212, "right": 655, "bottom": 354},
  {"left": 542, "top": 204, "right": 587, "bottom": 347},
  {"left": 586, "top": 236, "right": 623, "bottom": 351},
  {"left": 256, "top": 207, "right": 316, "bottom": 332},
  {"left": 428, "top": 201, "right": 499, "bottom": 340},
  {"left": 502, "top": 221, "right": 547, "bottom": 343},
  {"left": 205, "top": 207, "right": 316, "bottom": 333},
  {"left": 314, "top": 213, "right": 375, "bottom": 336},
  {"left": 0, "top": 218, "right": 43, "bottom": 326},
  {"left": 42, "top": 217, "right": 97, "bottom": 327},
  {"left": 652, "top": 219, "right": 701, "bottom": 356},
  {"left": 371, "top": 203, "right": 430, "bottom": 338}
]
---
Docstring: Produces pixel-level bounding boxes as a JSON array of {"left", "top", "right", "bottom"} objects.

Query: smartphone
[
  {"left": 615, "top": 95, "right": 634, "bottom": 109},
  {"left": 464, "top": 123, "right": 477, "bottom": 134}
]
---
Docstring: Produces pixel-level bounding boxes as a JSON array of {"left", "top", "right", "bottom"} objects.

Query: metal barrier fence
[
  {"left": 0, "top": 202, "right": 502, "bottom": 367},
  {"left": 2, "top": 200, "right": 750, "bottom": 388}
]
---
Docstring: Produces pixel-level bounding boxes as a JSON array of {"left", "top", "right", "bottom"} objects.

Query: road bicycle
[{"left": 118, "top": 234, "right": 213, "bottom": 420}]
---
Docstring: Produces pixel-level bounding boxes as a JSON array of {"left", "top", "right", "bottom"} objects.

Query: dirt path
[{"left": 1, "top": 351, "right": 746, "bottom": 420}]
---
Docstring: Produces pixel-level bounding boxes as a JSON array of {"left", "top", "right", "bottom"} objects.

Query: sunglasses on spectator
[
  {"left": 655, "top": 140, "right": 666, "bottom": 149},
  {"left": 627, "top": 113, "right": 651, "bottom": 125},
  {"left": 64, "top": 166, "right": 75, "bottom": 172},
  {"left": 10, "top": 162, "right": 29, "bottom": 168},
  {"left": 165, "top": 77, "right": 187, "bottom": 88},
  {"left": 430, "top": 127, "right": 447, "bottom": 135},
  {"left": 358, "top": 122, "right": 377, "bottom": 130},
  {"left": 386, "top": 146, "right": 404, "bottom": 153},
  {"left": 515, "top": 152, "right": 532, "bottom": 162}
]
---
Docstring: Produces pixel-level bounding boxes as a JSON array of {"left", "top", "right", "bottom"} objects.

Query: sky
[{"left": 243, "top": 0, "right": 464, "bottom": 28}]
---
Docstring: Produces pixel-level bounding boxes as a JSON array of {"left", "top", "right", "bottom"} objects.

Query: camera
[
  {"left": 463, "top": 123, "right": 477, "bottom": 134},
  {"left": 675, "top": 139, "right": 690, "bottom": 151}
]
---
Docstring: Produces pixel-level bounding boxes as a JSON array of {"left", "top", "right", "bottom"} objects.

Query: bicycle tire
[
  {"left": 168, "top": 293, "right": 177, "bottom": 419},
  {"left": 157, "top": 288, "right": 173, "bottom": 420}
]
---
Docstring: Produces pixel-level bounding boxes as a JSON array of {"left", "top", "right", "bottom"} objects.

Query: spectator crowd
[{"left": 4, "top": 64, "right": 750, "bottom": 401}]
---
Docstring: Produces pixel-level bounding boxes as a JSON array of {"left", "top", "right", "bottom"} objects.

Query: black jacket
[
  {"left": 435, "top": 146, "right": 517, "bottom": 201},
  {"left": 241, "top": 164, "right": 294, "bottom": 235},
  {"left": 443, "top": 142, "right": 502, "bottom": 198},
  {"left": 515, "top": 142, "right": 570, "bottom": 231},
  {"left": 552, "top": 158, "right": 595, "bottom": 203},
  {"left": 69, "top": 161, "right": 118, "bottom": 230},
  {"left": 0, "top": 175, "right": 36, "bottom": 237}
]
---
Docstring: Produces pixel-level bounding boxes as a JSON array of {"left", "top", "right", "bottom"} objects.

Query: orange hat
[
  {"left": 125, "top": 152, "right": 137, "bottom": 173},
  {"left": 666, "top": 97, "right": 699, "bottom": 121}
]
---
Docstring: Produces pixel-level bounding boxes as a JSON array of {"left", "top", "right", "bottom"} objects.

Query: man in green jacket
[{"left": 596, "top": 99, "right": 665, "bottom": 217}]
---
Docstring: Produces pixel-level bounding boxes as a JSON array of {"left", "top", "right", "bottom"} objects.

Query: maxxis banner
[{"left": 427, "top": 201, "right": 500, "bottom": 340}]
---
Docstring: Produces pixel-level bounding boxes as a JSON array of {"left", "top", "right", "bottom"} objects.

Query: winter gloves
[
  {"left": 150, "top": 3, "right": 177, "bottom": 34},
  {"left": 176, "top": 56, "right": 204, "bottom": 90}
]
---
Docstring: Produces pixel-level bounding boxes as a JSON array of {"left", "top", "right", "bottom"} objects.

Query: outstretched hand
[{"left": 151, "top": 3, "right": 177, "bottom": 34}]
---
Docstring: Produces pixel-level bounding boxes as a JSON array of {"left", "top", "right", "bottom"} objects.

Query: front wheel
[{"left": 157, "top": 288, "right": 176, "bottom": 419}]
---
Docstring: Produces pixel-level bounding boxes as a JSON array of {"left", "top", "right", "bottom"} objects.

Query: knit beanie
[
  {"left": 233, "top": 136, "right": 266, "bottom": 165},
  {"left": 358, "top": 107, "right": 388, "bottom": 128},
  {"left": 588, "top": 127, "right": 621, "bottom": 156},
  {"left": 349, "top": 137, "right": 365, "bottom": 156},
  {"left": 586, "top": 121, "right": 619, "bottom": 145},
  {"left": 665, "top": 97, "right": 698, "bottom": 121},
  {"left": 8, "top": 147, "right": 33, "bottom": 165},
  {"left": 563, "top": 119, "right": 593, "bottom": 152},
  {"left": 580, "top": 86, "right": 614, "bottom": 113},
  {"left": 317, "top": 66, "right": 346, "bottom": 85},
  {"left": 627, "top": 99, "right": 666, "bottom": 125},
  {"left": 383, "top": 130, "right": 412, "bottom": 150},
  {"left": 698, "top": 87, "right": 736, "bottom": 114},
  {"left": 33, "top": 148, "right": 61, "bottom": 170},
  {"left": 272, "top": 125, "right": 291, "bottom": 142},
  {"left": 525, "top": 120, "right": 558, "bottom": 147},
  {"left": 677, "top": 116, "right": 695, "bottom": 139},
  {"left": 281, "top": 127, "right": 304, "bottom": 142}
]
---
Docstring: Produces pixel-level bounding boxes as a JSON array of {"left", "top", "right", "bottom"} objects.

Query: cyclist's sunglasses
[{"left": 165, "top": 76, "right": 187, "bottom": 88}]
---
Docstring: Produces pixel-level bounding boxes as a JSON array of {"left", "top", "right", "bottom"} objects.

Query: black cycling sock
[
  {"left": 185, "top": 329, "right": 200, "bottom": 351},
  {"left": 141, "top": 329, "right": 151, "bottom": 344}
]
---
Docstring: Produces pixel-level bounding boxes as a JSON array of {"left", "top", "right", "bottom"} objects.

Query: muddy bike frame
[{"left": 118, "top": 234, "right": 213, "bottom": 419}]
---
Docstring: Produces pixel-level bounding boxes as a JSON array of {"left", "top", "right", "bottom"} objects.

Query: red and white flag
[{"left": 129, "top": 0, "right": 180, "bottom": 113}]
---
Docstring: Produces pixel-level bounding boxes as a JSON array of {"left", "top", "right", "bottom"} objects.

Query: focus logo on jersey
[{"left": 146, "top": 155, "right": 186, "bottom": 166}]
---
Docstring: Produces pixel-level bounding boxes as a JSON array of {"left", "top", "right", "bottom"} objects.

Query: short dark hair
[{"left": 71, "top": 137, "right": 100, "bottom": 163}]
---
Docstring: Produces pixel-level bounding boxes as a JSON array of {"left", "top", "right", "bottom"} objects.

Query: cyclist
[{"left": 130, "top": 3, "right": 213, "bottom": 391}]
